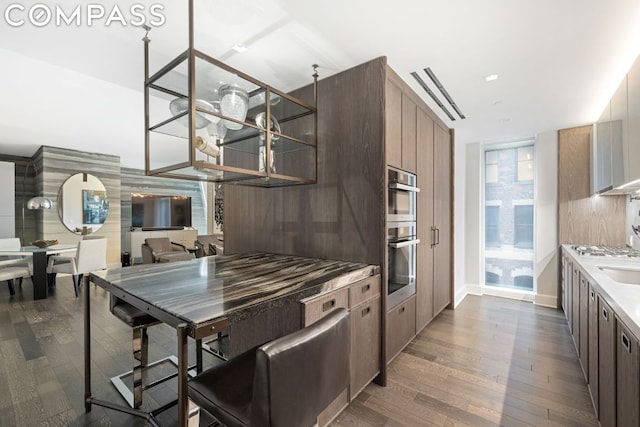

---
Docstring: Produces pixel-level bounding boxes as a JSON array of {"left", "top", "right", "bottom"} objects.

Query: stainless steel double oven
[{"left": 387, "top": 168, "right": 420, "bottom": 308}]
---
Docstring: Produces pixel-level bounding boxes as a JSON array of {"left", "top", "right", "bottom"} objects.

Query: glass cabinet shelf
[{"left": 144, "top": 40, "right": 317, "bottom": 186}]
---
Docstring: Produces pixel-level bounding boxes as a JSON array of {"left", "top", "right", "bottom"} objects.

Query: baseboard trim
[
  {"left": 453, "top": 284, "right": 482, "bottom": 308},
  {"left": 481, "top": 286, "right": 535, "bottom": 302},
  {"left": 534, "top": 293, "right": 558, "bottom": 308}
]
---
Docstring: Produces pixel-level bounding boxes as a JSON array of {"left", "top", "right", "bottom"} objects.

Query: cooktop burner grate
[{"left": 573, "top": 245, "right": 640, "bottom": 258}]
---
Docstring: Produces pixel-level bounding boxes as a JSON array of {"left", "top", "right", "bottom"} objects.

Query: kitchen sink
[{"left": 599, "top": 267, "right": 640, "bottom": 285}]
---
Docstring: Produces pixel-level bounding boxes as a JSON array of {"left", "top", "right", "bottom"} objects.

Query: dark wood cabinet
[
  {"left": 588, "top": 285, "right": 599, "bottom": 416},
  {"left": 565, "top": 258, "right": 573, "bottom": 332},
  {"left": 302, "top": 274, "right": 381, "bottom": 426},
  {"left": 599, "top": 298, "right": 616, "bottom": 427},
  {"left": 616, "top": 319, "right": 640, "bottom": 427},
  {"left": 579, "top": 274, "right": 589, "bottom": 379},
  {"left": 572, "top": 264, "right": 580, "bottom": 352},
  {"left": 351, "top": 296, "right": 381, "bottom": 397},
  {"left": 386, "top": 295, "right": 416, "bottom": 363},
  {"left": 386, "top": 80, "right": 402, "bottom": 169},
  {"left": 433, "top": 124, "right": 452, "bottom": 315},
  {"left": 401, "top": 95, "right": 417, "bottom": 173},
  {"left": 415, "top": 108, "right": 435, "bottom": 332}
]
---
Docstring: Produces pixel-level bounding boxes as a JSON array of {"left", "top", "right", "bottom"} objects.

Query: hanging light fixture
[
  {"left": 218, "top": 84, "right": 249, "bottom": 130},
  {"left": 21, "top": 160, "right": 52, "bottom": 244}
]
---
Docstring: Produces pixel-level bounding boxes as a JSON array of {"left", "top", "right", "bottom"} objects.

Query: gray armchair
[
  {"left": 194, "top": 235, "right": 224, "bottom": 258},
  {"left": 141, "top": 237, "right": 195, "bottom": 264}
]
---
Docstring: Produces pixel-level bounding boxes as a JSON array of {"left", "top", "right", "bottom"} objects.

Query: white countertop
[{"left": 563, "top": 244, "right": 640, "bottom": 339}]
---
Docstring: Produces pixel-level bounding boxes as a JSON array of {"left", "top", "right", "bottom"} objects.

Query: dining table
[
  {"left": 0, "top": 243, "right": 77, "bottom": 299},
  {"left": 86, "top": 252, "right": 376, "bottom": 426}
]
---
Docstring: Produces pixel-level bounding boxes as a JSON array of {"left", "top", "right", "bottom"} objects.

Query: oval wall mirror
[{"left": 57, "top": 173, "right": 109, "bottom": 235}]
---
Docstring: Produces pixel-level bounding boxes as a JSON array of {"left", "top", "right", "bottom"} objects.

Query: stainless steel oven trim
[
  {"left": 388, "top": 239, "right": 421, "bottom": 249},
  {"left": 389, "top": 182, "right": 421, "bottom": 192},
  {"left": 387, "top": 214, "right": 416, "bottom": 222}
]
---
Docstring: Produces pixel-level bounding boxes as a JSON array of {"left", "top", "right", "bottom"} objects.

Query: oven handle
[
  {"left": 389, "top": 182, "right": 421, "bottom": 192},
  {"left": 388, "top": 239, "right": 421, "bottom": 249}
]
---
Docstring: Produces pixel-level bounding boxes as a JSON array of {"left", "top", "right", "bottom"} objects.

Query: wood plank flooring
[
  {"left": 334, "top": 295, "right": 598, "bottom": 426},
  {"left": 0, "top": 278, "right": 597, "bottom": 426}
]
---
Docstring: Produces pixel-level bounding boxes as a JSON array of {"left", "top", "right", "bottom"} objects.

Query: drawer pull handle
[
  {"left": 362, "top": 284, "right": 371, "bottom": 293},
  {"left": 322, "top": 299, "right": 336, "bottom": 312},
  {"left": 622, "top": 332, "right": 631, "bottom": 352},
  {"left": 399, "top": 306, "right": 405, "bottom": 314},
  {"left": 362, "top": 307, "right": 371, "bottom": 317},
  {"left": 602, "top": 307, "right": 608, "bottom": 320},
  {"left": 590, "top": 291, "right": 595, "bottom": 300}
]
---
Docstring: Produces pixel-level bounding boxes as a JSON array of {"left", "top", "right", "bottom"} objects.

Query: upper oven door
[{"left": 388, "top": 168, "right": 419, "bottom": 222}]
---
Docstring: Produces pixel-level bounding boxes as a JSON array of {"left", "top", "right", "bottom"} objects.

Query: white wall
[
  {"left": 453, "top": 138, "right": 467, "bottom": 306},
  {"left": 0, "top": 161, "right": 15, "bottom": 238},
  {"left": 534, "top": 130, "right": 559, "bottom": 307}
]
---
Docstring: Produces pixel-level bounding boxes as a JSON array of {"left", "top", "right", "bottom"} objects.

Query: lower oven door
[{"left": 387, "top": 237, "right": 419, "bottom": 309}]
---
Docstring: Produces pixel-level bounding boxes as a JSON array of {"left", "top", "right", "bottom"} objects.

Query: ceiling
[{"left": 1, "top": 0, "right": 639, "bottom": 169}]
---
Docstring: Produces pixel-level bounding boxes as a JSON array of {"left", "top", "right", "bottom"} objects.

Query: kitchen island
[{"left": 87, "top": 252, "right": 380, "bottom": 426}]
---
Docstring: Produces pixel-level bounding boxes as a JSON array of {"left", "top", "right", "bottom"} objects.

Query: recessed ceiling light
[
  {"left": 232, "top": 43, "right": 248, "bottom": 53},
  {"left": 485, "top": 74, "right": 499, "bottom": 82}
]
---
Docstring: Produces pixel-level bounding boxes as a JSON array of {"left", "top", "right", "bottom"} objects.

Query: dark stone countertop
[{"left": 91, "top": 252, "right": 379, "bottom": 328}]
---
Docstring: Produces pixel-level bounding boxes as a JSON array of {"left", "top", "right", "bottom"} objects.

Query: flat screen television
[{"left": 131, "top": 194, "right": 192, "bottom": 230}]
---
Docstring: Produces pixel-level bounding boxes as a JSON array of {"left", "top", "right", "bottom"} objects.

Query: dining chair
[
  {"left": 47, "top": 238, "right": 107, "bottom": 297},
  {"left": 0, "top": 238, "right": 32, "bottom": 295},
  {"left": 188, "top": 308, "right": 350, "bottom": 427}
]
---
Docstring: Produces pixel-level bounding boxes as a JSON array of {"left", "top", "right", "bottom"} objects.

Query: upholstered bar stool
[{"left": 188, "top": 308, "right": 350, "bottom": 427}]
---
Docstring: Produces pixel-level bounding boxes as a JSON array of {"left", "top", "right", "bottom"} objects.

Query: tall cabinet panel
[
  {"left": 415, "top": 108, "right": 434, "bottom": 331},
  {"left": 401, "top": 95, "right": 417, "bottom": 174},
  {"left": 386, "top": 80, "right": 402, "bottom": 169},
  {"left": 433, "top": 124, "right": 452, "bottom": 314}
]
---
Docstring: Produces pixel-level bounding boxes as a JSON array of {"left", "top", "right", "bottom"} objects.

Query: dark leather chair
[{"left": 188, "top": 308, "right": 350, "bottom": 427}]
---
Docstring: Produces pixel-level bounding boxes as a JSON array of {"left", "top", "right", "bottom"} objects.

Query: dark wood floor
[{"left": 0, "top": 278, "right": 597, "bottom": 426}]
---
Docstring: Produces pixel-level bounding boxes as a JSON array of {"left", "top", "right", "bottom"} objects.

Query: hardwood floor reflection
[
  {"left": 0, "top": 278, "right": 597, "bottom": 426},
  {"left": 334, "top": 295, "right": 598, "bottom": 427}
]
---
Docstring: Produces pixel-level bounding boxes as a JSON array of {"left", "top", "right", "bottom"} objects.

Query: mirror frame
[{"left": 57, "top": 173, "right": 109, "bottom": 235}]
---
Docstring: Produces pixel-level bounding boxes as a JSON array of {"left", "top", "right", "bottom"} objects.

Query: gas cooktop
[{"left": 573, "top": 245, "right": 640, "bottom": 258}]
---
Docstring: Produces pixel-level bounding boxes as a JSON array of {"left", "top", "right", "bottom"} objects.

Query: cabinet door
[
  {"left": 350, "top": 296, "right": 381, "bottom": 399},
  {"left": 610, "top": 76, "right": 627, "bottom": 188},
  {"left": 566, "top": 259, "right": 573, "bottom": 332},
  {"left": 433, "top": 124, "right": 451, "bottom": 315},
  {"left": 386, "top": 295, "right": 416, "bottom": 364},
  {"left": 627, "top": 55, "right": 640, "bottom": 183},
  {"left": 579, "top": 274, "right": 589, "bottom": 379},
  {"left": 386, "top": 79, "right": 402, "bottom": 169},
  {"left": 401, "top": 94, "right": 417, "bottom": 173},
  {"left": 588, "top": 286, "right": 599, "bottom": 416},
  {"left": 415, "top": 108, "right": 434, "bottom": 332},
  {"left": 616, "top": 319, "right": 640, "bottom": 427},
  {"left": 572, "top": 264, "right": 580, "bottom": 353},
  {"left": 599, "top": 298, "right": 616, "bottom": 427}
]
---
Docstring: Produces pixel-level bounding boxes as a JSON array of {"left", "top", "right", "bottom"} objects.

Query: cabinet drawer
[
  {"left": 349, "top": 275, "right": 380, "bottom": 308},
  {"left": 301, "top": 288, "right": 349, "bottom": 327},
  {"left": 351, "top": 296, "right": 381, "bottom": 399},
  {"left": 386, "top": 295, "right": 416, "bottom": 364}
]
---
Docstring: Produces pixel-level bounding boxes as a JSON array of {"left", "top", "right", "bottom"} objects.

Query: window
[
  {"left": 514, "top": 205, "right": 533, "bottom": 248},
  {"left": 485, "top": 206, "right": 500, "bottom": 247},
  {"left": 517, "top": 146, "right": 534, "bottom": 181},
  {"left": 513, "top": 275, "right": 533, "bottom": 290},
  {"left": 485, "top": 150, "right": 498, "bottom": 183},
  {"left": 486, "top": 272, "right": 501, "bottom": 285}
]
